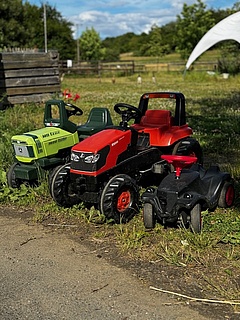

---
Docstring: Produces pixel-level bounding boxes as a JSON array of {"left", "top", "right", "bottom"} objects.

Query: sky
[{"left": 25, "top": 0, "right": 237, "bottom": 39}]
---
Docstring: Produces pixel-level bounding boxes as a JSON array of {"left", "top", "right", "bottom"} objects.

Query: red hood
[{"left": 72, "top": 128, "right": 131, "bottom": 153}]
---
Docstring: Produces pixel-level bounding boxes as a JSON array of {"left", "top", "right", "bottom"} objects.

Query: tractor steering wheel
[
  {"left": 66, "top": 103, "right": 83, "bottom": 117},
  {"left": 114, "top": 103, "right": 142, "bottom": 127}
]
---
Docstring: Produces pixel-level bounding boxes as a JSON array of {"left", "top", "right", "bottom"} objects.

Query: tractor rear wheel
[
  {"left": 100, "top": 174, "right": 139, "bottom": 223},
  {"left": 7, "top": 163, "right": 21, "bottom": 188},
  {"left": 50, "top": 163, "right": 79, "bottom": 207},
  {"left": 218, "top": 181, "right": 235, "bottom": 208}
]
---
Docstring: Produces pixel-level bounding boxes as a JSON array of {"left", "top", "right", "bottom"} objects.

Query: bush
[{"left": 217, "top": 57, "right": 240, "bottom": 75}]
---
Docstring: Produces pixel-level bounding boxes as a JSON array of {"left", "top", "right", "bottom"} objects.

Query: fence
[
  {"left": 59, "top": 60, "right": 135, "bottom": 77},
  {"left": 0, "top": 51, "right": 61, "bottom": 109},
  {"left": 0, "top": 52, "right": 218, "bottom": 109},
  {"left": 59, "top": 60, "right": 218, "bottom": 76}
]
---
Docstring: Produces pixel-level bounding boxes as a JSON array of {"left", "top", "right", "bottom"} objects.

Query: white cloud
[
  {"left": 71, "top": 7, "right": 177, "bottom": 38},
  {"left": 29, "top": 0, "right": 237, "bottom": 38}
]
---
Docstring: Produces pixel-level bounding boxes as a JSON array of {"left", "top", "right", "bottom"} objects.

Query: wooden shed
[{"left": 0, "top": 51, "right": 61, "bottom": 109}]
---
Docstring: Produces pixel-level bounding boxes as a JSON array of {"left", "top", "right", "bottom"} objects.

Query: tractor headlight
[
  {"left": 84, "top": 154, "right": 100, "bottom": 164},
  {"left": 71, "top": 146, "right": 109, "bottom": 173},
  {"left": 71, "top": 151, "right": 100, "bottom": 163},
  {"left": 13, "top": 144, "right": 35, "bottom": 158},
  {"left": 71, "top": 152, "right": 80, "bottom": 162}
]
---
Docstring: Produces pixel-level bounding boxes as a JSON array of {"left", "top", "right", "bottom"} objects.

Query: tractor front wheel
[
  {"left": 48, "top": 165, "right": 63, "bottom": 197},
  {"left": 50, "top": 163, "right": 79, "bottom": 207},
  {"left": 100, "top": 174, "right": 139, "bottom": 223},
  {"left": 7, "top": 163, "right": 21, "bottom": 188}
]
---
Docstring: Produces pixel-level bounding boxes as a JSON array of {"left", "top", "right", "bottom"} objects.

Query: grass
[
  {"left": 0, "top": 69, "right": 240, "bottom": 307},
  {"left": 120, "top": 49, "right": 222, "bottom": 64}
]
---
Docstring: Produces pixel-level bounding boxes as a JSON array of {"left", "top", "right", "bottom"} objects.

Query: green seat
[{"left": 77, "top": 107, "right": 113, "bottom": 139}]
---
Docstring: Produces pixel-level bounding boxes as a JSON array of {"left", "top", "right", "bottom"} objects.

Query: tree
[
  {"left": 40, "top": 4, "right": 75, "bottom": 60},
  {"left": 22, "top": 2, "right": 43, "bottom": 49},
  {"left": 0, "top": 0, "right": 26, "bottom": 48},
  {"left": 175, "top": 0, "right": 215, "bottom": 59},
  {"left": 160, "top": 22, "right": 177, "bottom": 52},
  {"left": 79, "top": 27, "right": 103, "bottom": 61},
  {"left": 102, "top": 32, "right": 144, "bottom": 55},
  {"left": 232, "top": 1, "right": 240, "bottom": 11},
  {"left": 0, "top": 1, "right": 75, "bottom": 60},
  {"left": 103, "top": 47, "right": 120, "bottom": 61},
  {"left": 140, "top": 24, "right": 170, "bottom": 57},
  {"left": 217, "top": 2, "right": 240, "bottom": 74}
]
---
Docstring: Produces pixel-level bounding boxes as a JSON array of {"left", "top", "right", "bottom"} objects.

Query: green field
[
  {"left": 0, "top": 70, "right": 240, "bottom": 308},
  {"left": 120, "top": 49, "right": 222, "bottom": 63}
]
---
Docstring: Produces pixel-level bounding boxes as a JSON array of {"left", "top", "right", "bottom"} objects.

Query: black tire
[
  {"left": 7, "top": 163, "right": 21, "bottom": 188},
  {"left": 143, "top": 203, "right": 155, "bottom": 229},
  {"left": 50, "top": 163, "right": 79, "bottom": 207},
  {"left": 190, "top": 203, "right": 202, "bottom": 233},
  {"left": 172, "top": 138, "right": 203, "bottom": 167},
  {"left": 48, "top": 165, "right": 63, "bottom": 197},
  {"left": 100, "top": 174, "right": 139, "bottom": 223},
  {"left": 218, "top": 181, "right": 235, "bottom": 208}
]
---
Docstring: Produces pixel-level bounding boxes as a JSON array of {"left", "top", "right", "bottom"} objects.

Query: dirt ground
[{"left": 0, "top": 205, "right": 239, "bottom": 320}]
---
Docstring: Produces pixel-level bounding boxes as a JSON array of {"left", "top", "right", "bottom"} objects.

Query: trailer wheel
[
  {"left": 7, "top": 163, "right": 21, "bottom": 188},
  {"left": 50, "top": 163, "right": 79, "bottom": 207},
  {"left": 100, "top": 174, "right": 139, "bottom": 223},
  {"left": 218, "top": 181, "right": 235, "bottom": 208},
  {"left": 190, "top": 203, "right": 202, "bottom": 233}
]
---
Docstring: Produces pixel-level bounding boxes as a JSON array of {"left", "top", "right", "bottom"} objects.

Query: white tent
[{"left": 185, "top": 11, "right": 240, "bottom": 70}]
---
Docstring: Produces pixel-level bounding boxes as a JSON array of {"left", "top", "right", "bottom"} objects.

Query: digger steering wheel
[
  {"left": 66, "top": 103, "right": 83, "bottom": 117},
  {"left": 114, "top": 103, "right": 142, "bottom": 127}
]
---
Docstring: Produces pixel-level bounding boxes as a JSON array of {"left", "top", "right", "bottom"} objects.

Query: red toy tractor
[{"left": 50, "top": 92, "right": 203, "bottom": 223}]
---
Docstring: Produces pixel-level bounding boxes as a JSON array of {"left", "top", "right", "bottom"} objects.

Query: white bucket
[{"left": 222, "top": 73, "right": 229, "bottom": 79}]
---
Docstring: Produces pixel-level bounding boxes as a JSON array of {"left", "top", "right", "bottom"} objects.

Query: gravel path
[{"left": 0, "top": 212, "right": 210, "bottom": 320}]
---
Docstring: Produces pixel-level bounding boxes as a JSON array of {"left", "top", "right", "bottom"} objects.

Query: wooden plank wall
[{"left": 0, "top": 51, "right": 61, "bottom": 108}]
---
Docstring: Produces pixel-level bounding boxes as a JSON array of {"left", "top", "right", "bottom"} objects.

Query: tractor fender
[{"left": 153, "top": 125, "right": 192, "bottom": 146}]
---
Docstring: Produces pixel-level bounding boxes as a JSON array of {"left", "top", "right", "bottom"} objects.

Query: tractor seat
[
  {"left": 133, "top": 109, "right": 173, "bottom": 130},
  {"left": 77, "top": 107, "right": 113, "bottom": 139},
  {"left": 133, "top": 110, "right": 173, "bottom": 146},
  {"left": 141, "top": 109, "right": 172, "bottom": 127}
]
